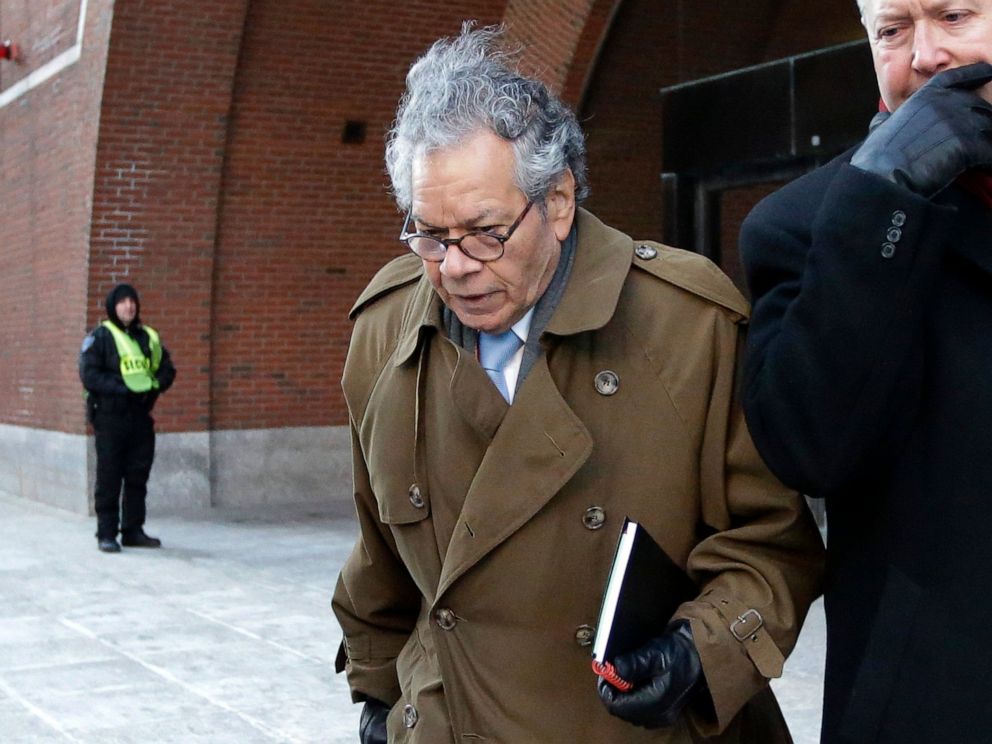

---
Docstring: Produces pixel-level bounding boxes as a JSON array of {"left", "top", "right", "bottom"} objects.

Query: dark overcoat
[
  {"left": 741, "top": 154, "right": 992, "bottom": 743},
  {"left": 334, "top": 209, "right": 825, "bottom": 743}
]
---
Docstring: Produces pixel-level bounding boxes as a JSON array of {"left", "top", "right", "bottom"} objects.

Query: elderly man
[
  {"left": 334, "top": 25, "right": 824, "bottom": 744},
  {"left": 740, "top": 1, "right": 992, "bottom": 743}
]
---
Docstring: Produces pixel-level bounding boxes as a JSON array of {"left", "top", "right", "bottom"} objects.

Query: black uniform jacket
[
  {"left": 741, "top": 152, "right": 992, "bottom": 744},
  {"left": 79, "top": 322, "right": 176, "bottom": 418}
]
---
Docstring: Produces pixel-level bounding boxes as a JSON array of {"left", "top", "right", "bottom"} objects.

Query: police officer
[{"left": 79, "top": 283, "right": 176, "bottom": 553}]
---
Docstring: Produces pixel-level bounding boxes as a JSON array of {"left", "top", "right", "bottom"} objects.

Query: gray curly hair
[{"left": 385, "top": 23, "right": 589, "bottom": 212}]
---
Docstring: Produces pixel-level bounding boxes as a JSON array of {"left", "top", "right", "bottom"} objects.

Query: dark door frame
[{"left": 660, "top": 39, "right": 879, "bottom": 264}]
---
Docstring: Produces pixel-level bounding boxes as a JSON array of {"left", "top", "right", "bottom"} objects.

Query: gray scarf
[{"left": 443, "top": 220, "right": 578, "bottom": 396}]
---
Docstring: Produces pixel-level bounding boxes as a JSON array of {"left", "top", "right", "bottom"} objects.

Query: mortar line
[
  {"left": 184, "top": 607, "right": 326, "bottom": 664},
  {"left": 58, "top": 616, "right": 300, "bottom": 743},
  {"left": 0, "top": 673, "right": 83, "bottom": 742}
]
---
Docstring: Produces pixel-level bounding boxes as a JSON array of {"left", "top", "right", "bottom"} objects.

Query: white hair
[{"left": 385, "top": 23, "right": 589, "bottom": 211}]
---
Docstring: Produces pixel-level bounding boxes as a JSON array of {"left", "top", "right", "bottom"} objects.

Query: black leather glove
[
  {"left": 596, "top": 620, "right": 705, "bottom": 729},
  {"left": 850, "top": 62, "right": 992, "bottom": 197},
  {"left": 359, "top": 698, "right": 390, "bottom": 744}
]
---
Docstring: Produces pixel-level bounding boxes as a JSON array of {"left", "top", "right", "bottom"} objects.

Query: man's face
[
  {"left": 862, "top": 0, "right": 992, "bottom": 110},
  {"left": 115, "top": 297, "right": 137, "bottom": 326},
  {"left": 410, "top": 130, "right": 575, "bottom": 335}
]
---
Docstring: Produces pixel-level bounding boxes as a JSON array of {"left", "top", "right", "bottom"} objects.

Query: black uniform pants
[{"left": 93, "top": 411, "right": 156, "bottom": 539}]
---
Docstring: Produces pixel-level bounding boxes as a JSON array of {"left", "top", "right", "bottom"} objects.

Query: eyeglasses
[{"left": 399, "top": 201, "right": 534, "bottom": 263}]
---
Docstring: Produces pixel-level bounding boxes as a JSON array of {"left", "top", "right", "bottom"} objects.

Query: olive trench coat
[{"left": 333, "top": 209, "right": 824, "bottom": 743}]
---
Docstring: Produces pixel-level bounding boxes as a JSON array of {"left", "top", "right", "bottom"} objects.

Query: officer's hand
[
  {"left": 851, "top": 62, "right": 992, "bottom": 196},
  {"left": 359, "top": 698, "right": 390, "bottom": 744},
  {"left": 596, "top": 620, "right": 705, "bottom": 729}
]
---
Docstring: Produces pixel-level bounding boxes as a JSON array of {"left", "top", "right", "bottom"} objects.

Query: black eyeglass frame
[{"left": 398, "top": 200, "right": 535, "bottom": 263}]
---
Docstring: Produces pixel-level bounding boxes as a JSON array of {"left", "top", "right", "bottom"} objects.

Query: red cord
[{"left": 591, "top": 660, "right": 633, "bottom": 692}]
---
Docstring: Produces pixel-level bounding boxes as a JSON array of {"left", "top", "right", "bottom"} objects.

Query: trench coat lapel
[
  {"left": 386, "top": 210, "right": 636, "bottom": 598},
  {"left": 434, "top": 210, "right": 633, "bottom": 598},
  {"left": 437, "top": 353, "right": 593, "bottom": 598},
  {"left": 545, "top": 209, "right": 633, "bottom": 336}
]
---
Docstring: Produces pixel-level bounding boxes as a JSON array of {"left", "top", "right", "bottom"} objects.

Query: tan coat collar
[{"left": 392, "top": 208, "right": 633, "bottom": 367}]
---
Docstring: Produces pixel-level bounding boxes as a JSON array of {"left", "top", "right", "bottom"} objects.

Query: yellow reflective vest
[{"left": 100, "top": 320, "right": 162, "bottom": 393}]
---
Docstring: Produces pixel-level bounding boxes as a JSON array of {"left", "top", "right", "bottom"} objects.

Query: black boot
[
  {"left": 98, "top": 537, "right": 122, "bottom": 553},
  {"left": 121, "top": 529, "right": 162, "bottom": 548}
]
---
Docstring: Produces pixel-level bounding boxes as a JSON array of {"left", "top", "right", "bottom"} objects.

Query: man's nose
[
  {"left": 439, "top": 241, "right": 482, "bottom": 279},
  {"left": 912, "top": 22, "right": 952, "bottom": 76}
]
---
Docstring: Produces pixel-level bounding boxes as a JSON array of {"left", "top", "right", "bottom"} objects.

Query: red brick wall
[
  {"left": 562, "top": 0, "right": 622, "bottom": 106},
  {"left": 0, "top": 0, "right": 80, "bottom": 89},
  {"left": 88, "top": 0, "right": 251, "bottom": 433},
  {"left": 209, "top": 0, "right": 505, "bottom": 430},
  {"left": 0, "top": 0, "right": 113, "bottom": 433},
  {"left": 503, "top": 0, "right": 596, "bottom": 92},
  {"left": 2, "top": 0, "right": 874, "bottom": 437}
]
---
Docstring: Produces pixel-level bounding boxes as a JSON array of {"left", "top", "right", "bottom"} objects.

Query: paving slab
[{"left": 0, "top": 492, "right": 824, "bottom": 743}]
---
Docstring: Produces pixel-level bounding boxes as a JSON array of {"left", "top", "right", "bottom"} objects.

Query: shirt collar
[{"left": 509, "top": 308, "right": 534, "bottom": 344}]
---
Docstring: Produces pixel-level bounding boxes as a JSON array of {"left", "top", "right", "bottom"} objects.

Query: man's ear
[{"left": 548, "top": 169, "right": 576, "bottom": 242}]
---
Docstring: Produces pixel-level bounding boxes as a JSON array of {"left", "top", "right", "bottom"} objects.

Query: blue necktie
[{"left": 479, "top": 329, "right": 523, "bottom": 402}]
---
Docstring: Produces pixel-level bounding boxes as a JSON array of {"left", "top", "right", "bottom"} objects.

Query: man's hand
[
  {"left": 596, "top": 620, "right": 705, "bottom": 729},
  {"left": 851, "top": 62, "right": 992, "bottom": 197},
  {"left": 359, "top": 699, "right": 390, "bottom": 744}
]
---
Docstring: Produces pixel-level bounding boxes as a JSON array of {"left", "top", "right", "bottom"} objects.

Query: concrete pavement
[{"left": 0, "top": 493, "right": 825, "bottom": 743}]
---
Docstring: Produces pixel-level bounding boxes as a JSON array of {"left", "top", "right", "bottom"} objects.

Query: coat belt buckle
[{"left": 730, "top": 608, "right": 763, "bottom": 642}]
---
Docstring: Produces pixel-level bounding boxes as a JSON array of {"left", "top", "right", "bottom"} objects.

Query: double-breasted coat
[
  {"left": 334, "top": 209, "right": 824, "bottom": 743},
  {"left": 741, "top": 156, "right": 992, "bottom": 743}
]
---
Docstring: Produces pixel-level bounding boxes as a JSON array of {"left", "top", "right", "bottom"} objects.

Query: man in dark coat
[
  {"left": 740, "top": 1, "right": 992, "bottom": 742},
  {"left": 79, "top": 283, "right": 176, "bottom": 553}
]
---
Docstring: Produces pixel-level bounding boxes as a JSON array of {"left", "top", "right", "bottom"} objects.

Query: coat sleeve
[
  {"left": 672, "top": 310, "right": 826, "bottom": 736},
  {"left": 155, "top": 342, "right": 176, "bottom": 393},
  {"left": 332, "top": 422, "right": 421, "bottom": 706},
  {"left": 78, "top": 327, "right": 128, "bottom": 396},
  {"left": 740, "top": 162, "right": 958, "bottom": 496}
]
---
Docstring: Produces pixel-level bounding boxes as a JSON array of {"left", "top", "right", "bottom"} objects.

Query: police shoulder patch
[{"left": 81, "top": 335, "right": 95, "bottom": 353}]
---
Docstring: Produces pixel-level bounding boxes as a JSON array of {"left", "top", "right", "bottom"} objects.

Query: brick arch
[
  {"left": 207, "top": 0, "right": 505, "bottom": 433},
  {"left": 501, "top": 0, "right": 622, "bottom": 102},
  {"left": 89, "top": 1, "right": 252, "bottom": 433},
  {"left": 561, "top": 0, "right": 624, "bottom": 106}
]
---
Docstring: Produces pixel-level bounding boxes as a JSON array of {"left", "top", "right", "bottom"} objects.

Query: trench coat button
[
  {"left": 402, "top": 703, "right": 418, "bottom": 729},
  {"left": 886, "top": 226, "right": 902, "bottom": 243},
  {"left": 408, "top": 484, "right": 424, "bottom": 509},
  {"left": 594, "top": 370, "right": 620, "bottom": 396},
  {"left": 582, "top": 506, "right": 606, "bottom": 530},
  {"left": 435, "top": 608, "right": 457, "bottom": 631},
  {"left": 635, "top": 244, "right": 658, "bottom": 260},
  {"left": 881, "top": 242, "right": 897, "bottom": 259},
  {"left": 575, "top": 624, "right": 596, "bottom": 647},
  {"left": 891, "top": 210, "right": 906, "bottom": 227}
]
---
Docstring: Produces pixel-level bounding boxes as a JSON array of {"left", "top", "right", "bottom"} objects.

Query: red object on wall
[{"left": 1, "top": 40, "right": 20, "bottom": 61}]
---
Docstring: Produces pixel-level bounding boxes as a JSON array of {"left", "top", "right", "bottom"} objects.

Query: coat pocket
[
  {"left": 373, "top": 478, "right": 431, "bottom": 524},
  {"left": 388, "top": 627, "right": 448, "bottom": 743},
  {"left": 839, "top": 564, "right": 922, "bottom": 742}
]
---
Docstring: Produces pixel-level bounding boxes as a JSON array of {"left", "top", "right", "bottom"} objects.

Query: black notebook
[{"left": 592, "top": 517, "right": 696, "bottom": 667}]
